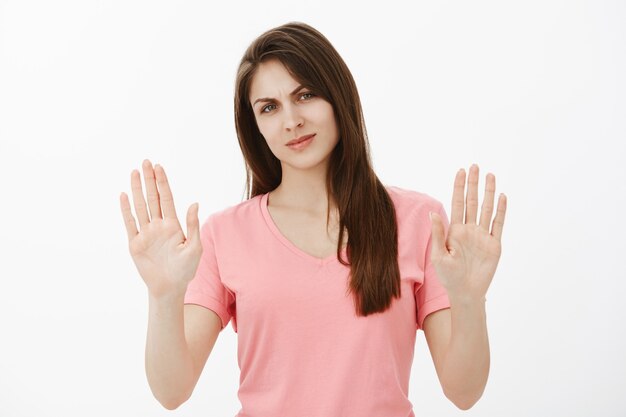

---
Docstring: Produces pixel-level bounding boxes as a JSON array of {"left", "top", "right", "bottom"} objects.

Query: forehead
[{"left": 249, "top": 60, "right": 301, "bottom": 102}]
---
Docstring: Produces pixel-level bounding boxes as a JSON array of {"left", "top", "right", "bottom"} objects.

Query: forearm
[
  {"left": 145, "top": 291, "right": 195, "bottom": 409},
  {"left": 440, "top": 296, "right": 490, "bottom": 410}
]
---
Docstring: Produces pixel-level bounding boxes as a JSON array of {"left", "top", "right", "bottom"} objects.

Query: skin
[
  {"left": 249, "top": 58, "right": 340, "bottom": 215},
  {"left": 120, "top": 58, "right": 508, "bottom": 411},
  {"left": 249, "top": 58, "right": 510, "bottom": 409},
  {"left": 120, "top": 161, "right": 207, "bottom": 409},
  {"left": 424, "top": 165, "right": 507, "bottom": 409}
]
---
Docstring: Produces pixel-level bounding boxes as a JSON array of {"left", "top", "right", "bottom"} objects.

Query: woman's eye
[
  {"left": 261, "top": 104, "right": 277, "bottom": 113},
  {"left": 260, "top": 93, "right": 315, "bottom": 114}
]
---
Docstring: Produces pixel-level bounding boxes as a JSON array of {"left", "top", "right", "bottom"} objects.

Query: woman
[{"left": 119, "top": 22, "right": 507, "bottom": 416}]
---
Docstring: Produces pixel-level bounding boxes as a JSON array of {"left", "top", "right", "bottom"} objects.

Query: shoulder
[
  {"left": 384, "top": 184, "right": 445, "bottom": 220},
  {"left": 203, "top": 193, "right": 265, "bottom": 232}
]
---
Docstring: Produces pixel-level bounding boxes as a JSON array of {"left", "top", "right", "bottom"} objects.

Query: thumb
[
  {"left": 186, "top": 202, "right": 200, "bottom": 246},
  {"left": 429, "top": 211, "right": 446, "bottom": 262}
]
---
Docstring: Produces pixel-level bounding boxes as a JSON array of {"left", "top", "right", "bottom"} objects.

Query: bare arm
[
  {"left": 424, "top": 166, "right": 506, "bottom": 409},
  {"left": 146, "top": 291, "right": 222, "bottom": 409},
  {"left": 120, "top": 160, "right": 222, "bottom": 409},
  {"left": 423, "top": 298, "right": 489, "bottom": 410}
]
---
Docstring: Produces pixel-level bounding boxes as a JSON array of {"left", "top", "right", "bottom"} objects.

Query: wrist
[
  {"left": 447, "top": 293, "right": 487, "bottom": 307},
  {"left": 148, "top": 286, "right": 188, "bottom": 304}
]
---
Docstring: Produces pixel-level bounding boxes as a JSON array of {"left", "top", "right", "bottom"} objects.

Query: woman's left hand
[{"left": 429, "top": 164, "right": 507, "bottom": 302}]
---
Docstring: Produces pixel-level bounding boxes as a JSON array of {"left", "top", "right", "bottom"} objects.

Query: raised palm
[
  {"left": 429, "top": 164, "right": 507, "bottom": 301},
  {"left": 120, "top": 160, "right": 201, "bottom": 298}
]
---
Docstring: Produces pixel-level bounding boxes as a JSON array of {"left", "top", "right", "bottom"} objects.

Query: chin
[{"left": 281, "top": 153, "right": 333, "bottom": 171}]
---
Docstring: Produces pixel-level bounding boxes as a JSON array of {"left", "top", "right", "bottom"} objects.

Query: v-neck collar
[{"left": 260, "top": 191, "right": 347, "bottom": 266}]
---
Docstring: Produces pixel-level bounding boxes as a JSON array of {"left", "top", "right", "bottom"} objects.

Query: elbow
[
  {"left": 451, "top": 398, "right": 478, "bottom": 411},
  {"left": 444, "top": 388, "right": 483, "bottom": 411},
  {"left": 158, "top": 395, "right": 188, "bottom": 411},
  {"left": 153, "top": 388, "right": 192, "bottom": 410},
  {"left": 146, "top": 370, "right": 198, "bottom": 410},
  {"left": 161, "top": 401, "right": 181, "bottom": 411}
]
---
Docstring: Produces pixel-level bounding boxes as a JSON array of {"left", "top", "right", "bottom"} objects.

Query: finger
[
  {"left": 120, "top": 192, "right": 138, "bottom": 241},
  {"left": 186, "top": 202, "right": 200, "bottom": 246},
  {"left": 491, "top": 193, "right": 507, "bottom": 241},
  {"left": 465, "top": 164, "right": 479, "bottom": 225},
  {"left": 450, "top": 168, "right": 466, "bottom": 225},
  {"left": 154, "top": 164, "right": 179, "bottom": 222},
  {"left": 479, "top": 173, "right": 496, "bottom": 231},
  {"left": 130, "top": 169, "right": 150, "bottom": 228},
  {"left": 429, "top": 211, "right": 447, "bottom": 262},
  {"left": 142, "top": 159, "right": 162, "bottom": 221}
]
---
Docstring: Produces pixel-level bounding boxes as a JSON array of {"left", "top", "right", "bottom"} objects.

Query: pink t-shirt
[{"left": 184, "top": 185, "right": 451, "bottom": 417}]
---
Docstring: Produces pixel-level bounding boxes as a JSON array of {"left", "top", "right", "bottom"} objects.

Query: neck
[{"left": 269, "top": 160, "right": 335, "bottom": 214}]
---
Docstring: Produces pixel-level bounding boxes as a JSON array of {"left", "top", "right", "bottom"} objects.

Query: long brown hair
[{"left": 234, "top": 22, "right": 401, "bottom": 317}]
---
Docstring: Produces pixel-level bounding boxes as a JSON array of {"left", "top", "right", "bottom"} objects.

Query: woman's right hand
[{"left": 120, "top": 159, "right": 202, "bottom": 299}]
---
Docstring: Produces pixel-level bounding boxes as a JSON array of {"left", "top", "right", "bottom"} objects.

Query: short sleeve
[
  {"left": 184, "top": 213, "right": 235, "bottom": 331},
  {"left": 416, "top": 202, "right": 451, "bottom": 331}
]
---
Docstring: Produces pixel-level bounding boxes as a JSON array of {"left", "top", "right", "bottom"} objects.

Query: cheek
[
  {"left": 256, "top": 118, "right": 279, "bottom": 146},
  {"left": 317, "top": 103, "right": 336, "bottom": 128},
  {"left": 321, "top": 111, "right": 338, "bottom": 136},
  {"left": 255, "top": 116, "right": 268, "bottom": 135}
]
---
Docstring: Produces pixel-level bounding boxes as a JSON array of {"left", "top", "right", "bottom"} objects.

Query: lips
[{"left": 286, "top": 134, "right": 315, "bottom": 145}]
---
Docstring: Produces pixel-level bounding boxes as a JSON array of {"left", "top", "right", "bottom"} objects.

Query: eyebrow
[{"left": 252, "top": 84, "right": 306, "bottom": 107}]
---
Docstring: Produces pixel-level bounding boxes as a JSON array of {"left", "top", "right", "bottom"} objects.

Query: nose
[{"left": 282, "top": 104, "right": 304, "bottom": 131}]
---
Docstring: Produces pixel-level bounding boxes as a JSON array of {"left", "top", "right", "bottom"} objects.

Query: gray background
[{"left": 1, "top": 0, "right": 624, "bottom": 415}]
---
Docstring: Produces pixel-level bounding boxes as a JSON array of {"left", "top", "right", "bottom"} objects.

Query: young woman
[{"left": 120, "top": 22, "right": 507, "bottom": 416}]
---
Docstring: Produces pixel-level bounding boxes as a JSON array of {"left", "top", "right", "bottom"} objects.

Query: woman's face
[{"left": 249, "top": 59, "right": 339, "bottom": 172}]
